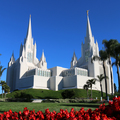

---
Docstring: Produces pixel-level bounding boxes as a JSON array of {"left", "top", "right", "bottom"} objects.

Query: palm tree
[
  {"left": 0, "top": 53, "right": 6, "bottom": 98},
  {"left": 111, "top": 43, "right": 120, "bottom": 92},
  {"left": 3, "top": 84, "right": 10, "bottom": 98},
  {"left": 83, "top": 84, "right": 89, "bottom": 99},
  {"left": 0, "top": 65, "right": 6, "bottom": 98},
  {"left": 102, "top": 39, "right": 118, "bottom": 95},
  {"left": 92, "top": 50, "right": 108, "bottom": 98},
  {"left": 0, "top": 66, "right": 6, "bottom": 79},
  {"left": 96, "top": 74, "right": 108, "bottom": 97},
  {"left": 100, "top": 50, "right": 108, "bottom": 99},
  {"left": 112, "top": 54, "right": 120, "bottom": 92},
  {"left": 0, "top": 80, "right": 6, "bottom": 98},
  {"left": 86, "top": 78, "right": 96, "bottom": 99}
]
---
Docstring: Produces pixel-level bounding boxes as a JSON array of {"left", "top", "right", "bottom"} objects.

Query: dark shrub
[
  {"left": 14, "top": 92, "right": 33, "bottom": 102},
  {"left": 61, "top": 90, "right": 75, "bottom": 99}
]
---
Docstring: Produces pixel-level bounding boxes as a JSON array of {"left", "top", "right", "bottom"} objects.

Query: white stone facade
[{"left": 6, "top": 14, "right": 114, "bottom": 94}]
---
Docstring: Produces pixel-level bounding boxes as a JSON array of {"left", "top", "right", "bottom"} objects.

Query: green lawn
[{"left": 0, "top": 102, "right": 108, "bottom": 113}]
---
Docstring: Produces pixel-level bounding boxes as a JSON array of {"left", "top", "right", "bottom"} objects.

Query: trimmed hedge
[{"left": 0, "top": 88, "right": 115, "bottom": 99}]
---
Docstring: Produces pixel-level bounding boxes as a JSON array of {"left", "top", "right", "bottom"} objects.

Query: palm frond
[
  {"left": 0, "top": 66, "right": 6, "bottom": 77},
  {"left": 91, "top": 55, "right": 100, "bottom": 63}
]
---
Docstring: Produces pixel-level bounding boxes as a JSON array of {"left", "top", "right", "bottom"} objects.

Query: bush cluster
[{"left": 42, "top": 98, "right": 105, "bottom": 103}]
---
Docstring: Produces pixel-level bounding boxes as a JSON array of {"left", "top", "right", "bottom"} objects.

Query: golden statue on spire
[{"left": 87, "top": 10, "right": 89, "bottom": 16}]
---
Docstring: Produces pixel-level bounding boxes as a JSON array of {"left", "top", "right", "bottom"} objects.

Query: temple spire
[
  {"left": 71, "top": 51, "right": 77, "bottom": 68},
  {"left": 10, "top": 51, "right": 15, "bottom": 63},
  {"left": 72, "top": 51, "right": 77, "bottom": 62},
  {"left": 86, "top": 11, "right": 92, "bottom": 39},
  {"left": 40, "top": 50, "right": 46, "bottom": 62},
  {"left": 38, "top": 50, "right": 47, "bottom": 69},
  {"left": 25, "top": 15, "right": 32, "bottom": 43}
]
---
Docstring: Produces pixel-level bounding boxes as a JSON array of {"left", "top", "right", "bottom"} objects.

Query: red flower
[
  {"left": 23, "top": 110, "right": 29, "bottom": 116},
  {"left": 2, "top": 96, "right": 120, "bottom": 120}
]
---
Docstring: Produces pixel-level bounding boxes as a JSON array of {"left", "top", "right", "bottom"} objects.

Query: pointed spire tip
[{"left": 87, "top": 10, "right": 89, "bottom": 16}]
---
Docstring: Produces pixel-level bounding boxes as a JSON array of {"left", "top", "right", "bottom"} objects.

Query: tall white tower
[
  {"left": 75, "top": 11, "right": 100, "bottom": 77},
  {"left": 19, "top": 15, "right": 38, "bottom": 65}
]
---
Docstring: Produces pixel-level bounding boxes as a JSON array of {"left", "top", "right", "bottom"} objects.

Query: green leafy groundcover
[{"left": 0, "top": 96, "right": 120, "bottom": 119}]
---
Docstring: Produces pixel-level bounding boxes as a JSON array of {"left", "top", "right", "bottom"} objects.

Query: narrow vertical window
[
  {"left": 40, "top": 70, "right": 41, "bottom": 76},
  {"left": 27, "top": 52, "right": 33, "bottom": 62}
]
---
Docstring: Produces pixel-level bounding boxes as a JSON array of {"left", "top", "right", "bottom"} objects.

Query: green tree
[
  {"left": 3, "top": 84, "right": 10, "bottom": 98},
  {"left": 102, "top": 39, "right": 118, "bottom": 95},
  {"left": 92, "top": 50, "right": 108, "bottom": 98},
  {"left": 83, "top": 84, "right": 89, "bottom": 99},
  {"left": 0, "top": 80, "right": 6, "bottom": 98},
  {"left": 96, "top": 74, "right": 108, "bottom": 97},
  {"left": 86, "top": 78, "right": 96, "bottom": 99},
  {"left": 111, "top": 43, "right": 120, "bottom": 92},
  {"left": 0, "top": 66, "right": 6, "bottom": 80},
  {"left": 0, "top": 54, "right": 5, "bottom": 77},
  {"left": 0, "top": 54, "right": 6, "bottom": 98}
]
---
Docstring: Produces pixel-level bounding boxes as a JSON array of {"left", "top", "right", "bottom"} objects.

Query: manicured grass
[
  {"left": 6, "top": 89, "right": 62, "bottom": 99},
  {"left": 2, "top": 88, "right": 114, "bottom": 99},
  {"left": 0, "top": 102, "right": 108, "bottom": 113}
]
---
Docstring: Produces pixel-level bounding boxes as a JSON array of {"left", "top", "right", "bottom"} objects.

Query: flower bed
[{"left": 0, "top": 96, "right": 120, "bottom": 120}]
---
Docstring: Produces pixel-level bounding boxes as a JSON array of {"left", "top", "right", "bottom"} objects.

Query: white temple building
[{"left": 6, "top": 13, "right": 114, "bottom": 94}]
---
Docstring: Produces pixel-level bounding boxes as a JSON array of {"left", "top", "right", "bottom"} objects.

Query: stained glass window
[
  {"left": 38, "top": 70, "right": 39, "bottom": 75},
  {"left": 40, "top": 70, "right": 41, "bottom": 76},
  {"left": 45, "top": 71, "right": 46, "bottom": 77},
  {"left": 27, "top": 52, "right": 33, "bottom": 62}
]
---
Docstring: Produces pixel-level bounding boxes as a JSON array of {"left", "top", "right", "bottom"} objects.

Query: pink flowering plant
[{"left": 0, "top": 96, "right": 120, "bottom": 120}]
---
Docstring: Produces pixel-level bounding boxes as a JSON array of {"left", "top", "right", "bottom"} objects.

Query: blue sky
[{"left": 0, "top": 0, "right": 120, "bottom": 93}]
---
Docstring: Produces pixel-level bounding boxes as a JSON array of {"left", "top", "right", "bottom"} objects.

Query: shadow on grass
[
  {"left": 60, "top": 104, "right": 100, "bottom": 108},
  {"left": 36, "top": 96, "right": 59, "bottom": 99},
  {"left": 0, "top": 111, "right": 6, "bottom": 113}
]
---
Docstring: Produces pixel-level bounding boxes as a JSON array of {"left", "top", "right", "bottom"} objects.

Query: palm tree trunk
[
  {"left": 103, "top": 61, "right": 108, "bottom": 98},
  {"left": 109, "top": 58, "right": 113, "bottom": 95},
  {"left": 117, "top": 61, "right": 120, "bottom": 92},
  {"left": 100, "top": 84, "right": 102, "bottom": 97},
  {"left": 101, "top": 84, "right": 103, "bottom": 97},
  {"left": 91, "top": 87, "right": 92, "bottom": 99}
]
